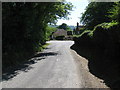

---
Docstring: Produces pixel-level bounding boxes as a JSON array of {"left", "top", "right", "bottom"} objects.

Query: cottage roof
[{"left": 53, "top": 29, "right": 67, "bottom": 37}]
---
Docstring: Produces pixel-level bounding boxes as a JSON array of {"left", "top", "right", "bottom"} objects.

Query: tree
[
  {"left": 2, "top": 2, "right": 73, "bottom": 69},
  {"left": 108, "top": 2, "right": 120, "bottom": 24},
  {"left": 80, "top": 2, "right": 114, "bottom": 30},
  {"left": 57, "top": 23, "right": 71, "bottom": 30},
  {"left": 73, "top": 2, "right": 120, "bottom": 88},
  {"left": 46, "top": 26, "right": 57, "bottom": 40}
]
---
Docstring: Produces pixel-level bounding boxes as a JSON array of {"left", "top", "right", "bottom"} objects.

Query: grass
[
  {"left": 42, "top": 43, "right": 50, "bottom": 49},
  {"left": 37, "top": 43, "right": 50, "bottom": 52}
]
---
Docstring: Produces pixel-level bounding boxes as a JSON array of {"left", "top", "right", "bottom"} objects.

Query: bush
[
  {"left": 46, "top": 26, "right": 57, "bottom": 40},
  {"left": 55, "top": 35, "right": 65, "bottom": 40},
  {"left": 67, "top": 31, "right": 73, "bottom": 35},
  {"left": 93, "top": 21, "right": 119, "bottom": 49},
  {"left": 72, "top": 21, "right": 120, "bottom": 88},
  {"left": 73, "top": 30, "right": 93, "bottom": 45}
]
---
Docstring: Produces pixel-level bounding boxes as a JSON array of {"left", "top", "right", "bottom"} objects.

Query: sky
[{"left": 56, "top": 0, "right": 89, "bottom": 26}]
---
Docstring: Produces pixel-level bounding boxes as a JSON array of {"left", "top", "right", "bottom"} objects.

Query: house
[{"left": 52, "top": 29, "right": 67, "bottom": 39}]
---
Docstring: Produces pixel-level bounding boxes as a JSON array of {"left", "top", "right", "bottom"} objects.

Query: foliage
[
  {"left": 73, "top": 30, "right": 92, "bottom": 38},
  {"left": 57, "top": 23, "right": 71, "bottom": 30},
  {"left": 2, "top": 2, "right": 73, "bottom": 70},
  {"left": 37, "top": 43, "right": 50, "bottom": 52},
  {"left": 67, "top": 29, "right": 72, "bottom": 31},
  {"left": 73, "top": 21, "right": 120, "bottom": 88},
  {"left": 46, "top": 26, "right": 57, "bottom": 40},
  {"left": 94, "top": 21, "right": 118, "bottom": 30},
  {"left": 108, "top": 2, "right": 120, "bottom": 23},
  {"left": 55, "top": 35, "right": 65, "bottom": 40},
  {"left": 72, "top": 2, "right": 120, "bottom": 88},
  {"left": 67, "top": 31, "right": 73, "bottom": 35},
  {"left": 80, "top": 2, "right": 114, "bottom": 30}
]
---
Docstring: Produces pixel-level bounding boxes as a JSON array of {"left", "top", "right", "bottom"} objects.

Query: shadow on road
[
  {"left": 2, "top": 52, "right": 58, "bottom": 81},
  {"left": 33, "top": 52, "right": 58, "bottom": 57}
]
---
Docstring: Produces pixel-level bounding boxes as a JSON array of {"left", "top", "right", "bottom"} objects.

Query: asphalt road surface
[{"left": 2, "top": 41, "right": 107, "bottom": 88}]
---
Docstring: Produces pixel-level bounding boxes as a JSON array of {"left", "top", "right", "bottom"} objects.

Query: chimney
[{"left": 77, "top": 22, "right": 79, "bottom": 27}]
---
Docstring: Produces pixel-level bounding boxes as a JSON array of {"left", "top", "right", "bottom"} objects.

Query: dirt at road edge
[{"left": 70, "top": 49, "right": 110, "bottom": 88}]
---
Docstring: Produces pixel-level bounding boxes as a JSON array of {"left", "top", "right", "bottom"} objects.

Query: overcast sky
[{"left": 56, "top": 0, "right": 89, "bottom": 26}]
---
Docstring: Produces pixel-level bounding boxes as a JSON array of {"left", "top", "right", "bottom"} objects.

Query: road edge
[{"left": 70, "top": 49, "right": 109, "bottom": 88}]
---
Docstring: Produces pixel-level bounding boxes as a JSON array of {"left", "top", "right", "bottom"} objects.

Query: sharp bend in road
[{"left": 2, "top": 41, "right": 83, "bottom": 88}]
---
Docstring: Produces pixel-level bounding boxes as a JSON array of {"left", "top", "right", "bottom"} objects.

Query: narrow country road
[{"left": 2, "top": 41, "right": 108, "bottom": 88}]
